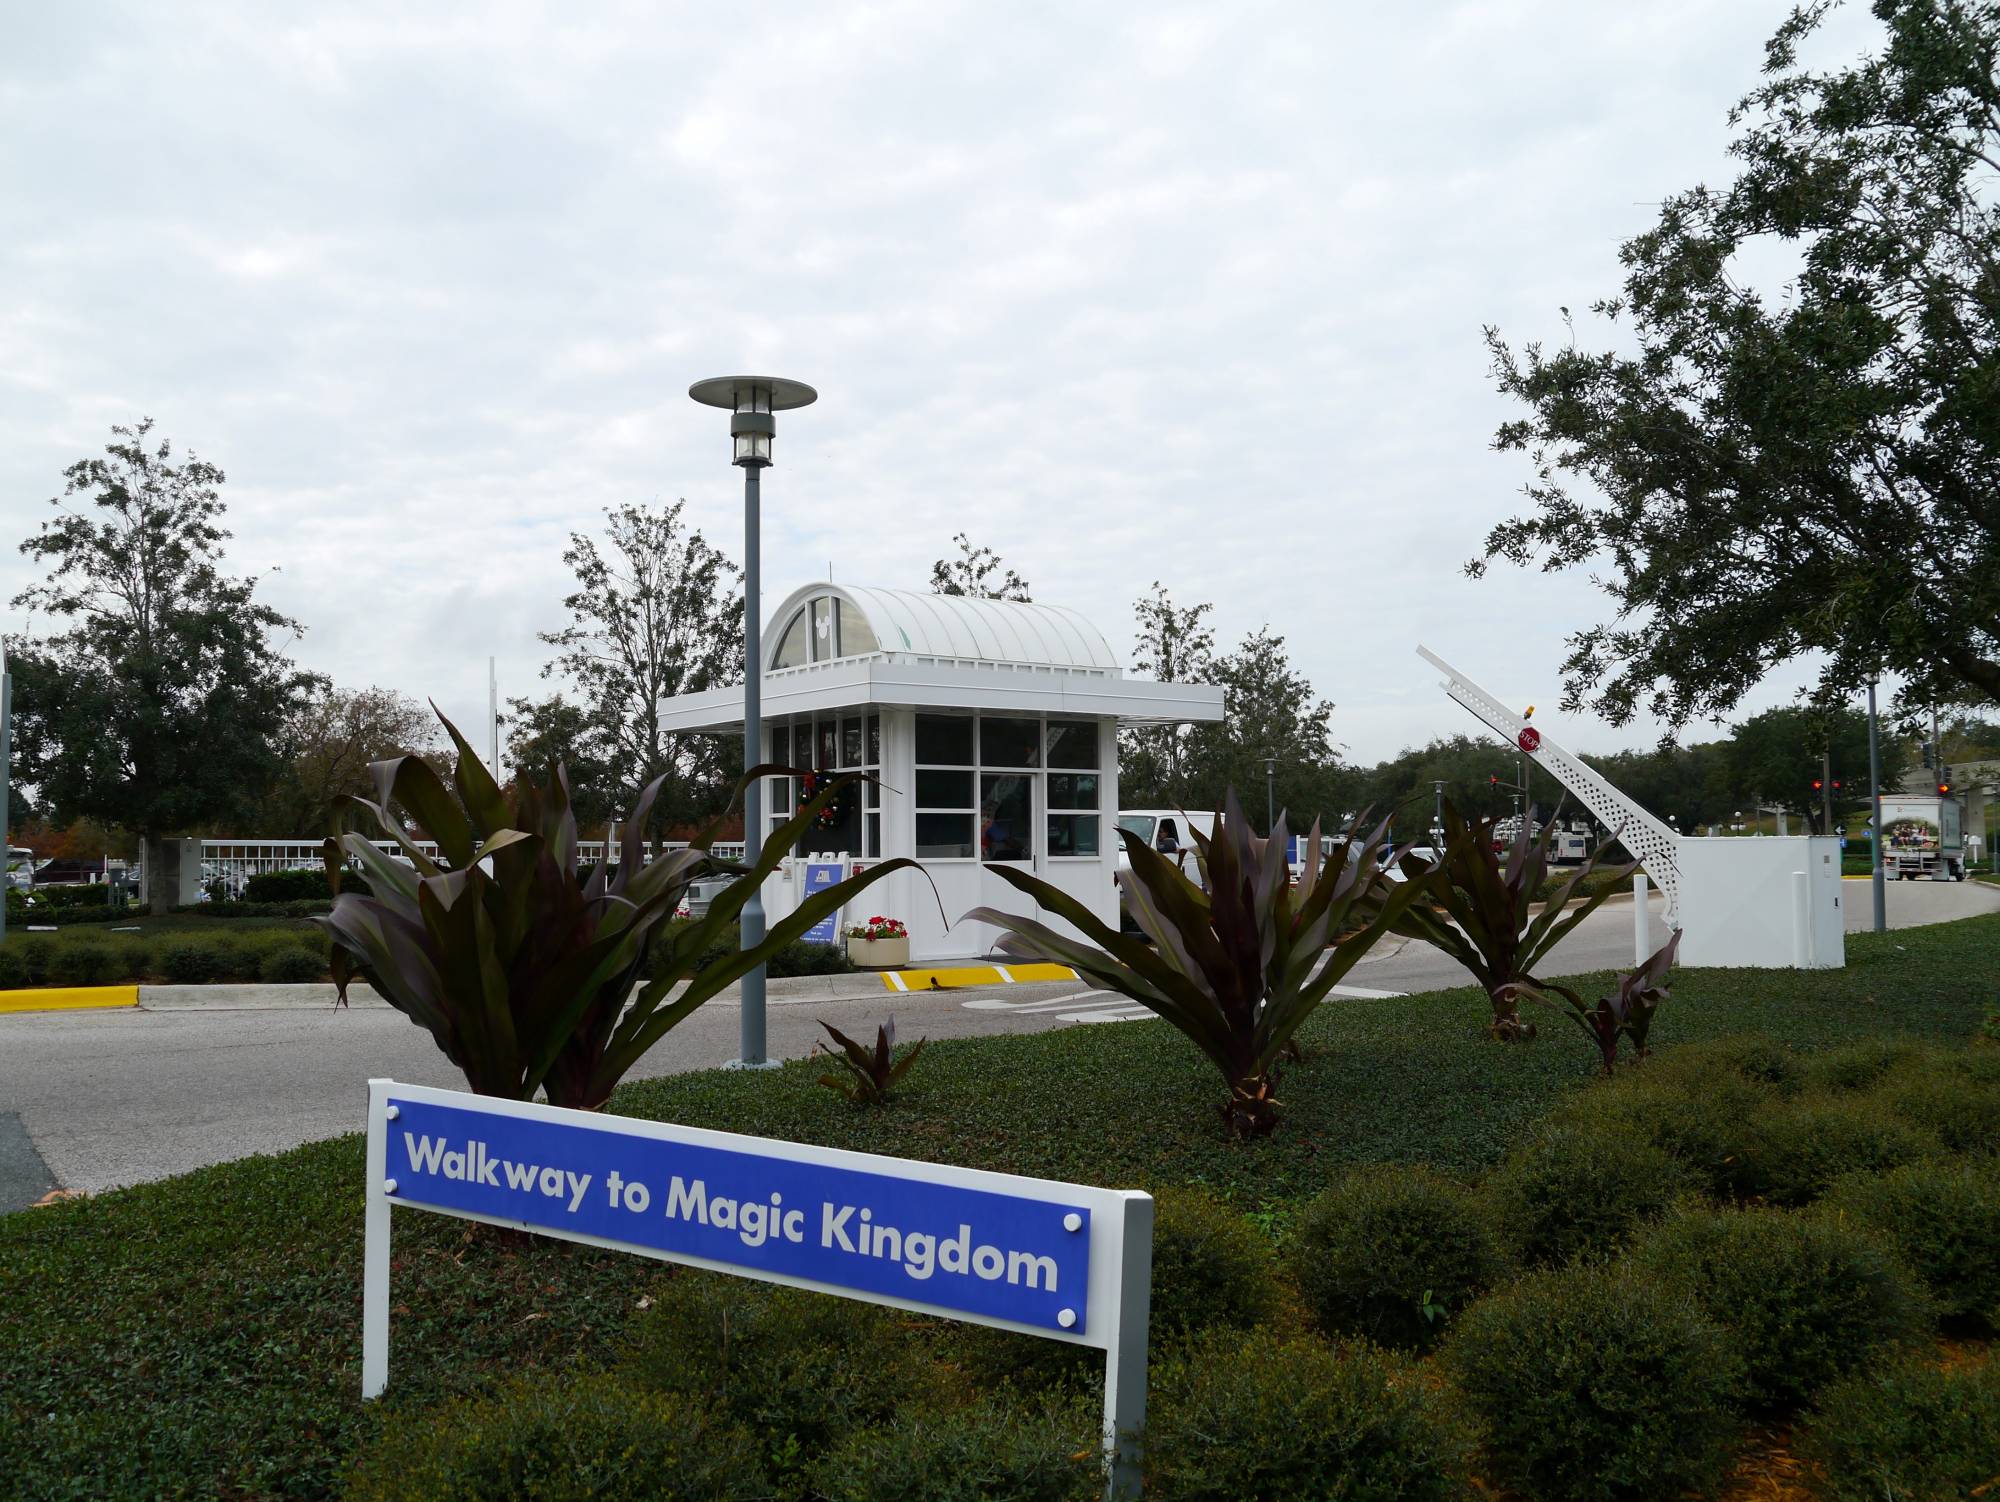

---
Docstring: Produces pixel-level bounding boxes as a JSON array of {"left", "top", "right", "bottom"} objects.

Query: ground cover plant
[
  {"left": 4, "top": 916, "right": 2000, "bottom": 1499},
  {"left": 0, "top": 923, "right": 329, "bottom": 987}
]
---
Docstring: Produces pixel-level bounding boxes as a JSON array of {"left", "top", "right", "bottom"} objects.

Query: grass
[{"left": 3, "top": 917, "right": 1998, "bottom": 1498}]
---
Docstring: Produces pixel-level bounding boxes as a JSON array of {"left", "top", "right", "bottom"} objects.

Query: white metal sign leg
[{"left": 362, "top": 1078, "right": 391, "bottom": 1400}]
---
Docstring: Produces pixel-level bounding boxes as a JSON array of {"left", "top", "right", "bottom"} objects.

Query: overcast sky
[{"left": 0, "top": 1, "right": 1884, "bottom": 772}]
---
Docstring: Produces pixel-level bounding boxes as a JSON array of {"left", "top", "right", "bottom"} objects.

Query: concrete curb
[{"left": 129, "top": 971, "right": 984, "bottom": 1012}]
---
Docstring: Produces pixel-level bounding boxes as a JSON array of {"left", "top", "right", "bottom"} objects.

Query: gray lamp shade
[{"left": 689, "top": 376, "right": 816, "bottom": 469}]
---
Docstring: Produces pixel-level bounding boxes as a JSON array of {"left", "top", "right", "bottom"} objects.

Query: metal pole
[
  {"left": 738, "top": 463, "right": 768, "bottom": 1066},
  {"left": 1821, "top": 749, "right": 1833, "bottom": 837},
  {"left": 488, "top": 657, "right": 499, "bottom": 773},
  {"left": 1868, "top": 679, "right": 1886, "bottom": 932},
  {"left": 1264, "top": 757, "right": 1275, "bottom": 834}
]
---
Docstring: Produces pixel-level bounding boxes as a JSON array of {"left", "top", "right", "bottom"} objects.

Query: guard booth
[{"left": 658, "top": 584, "right": 1224, "bottom": 963}]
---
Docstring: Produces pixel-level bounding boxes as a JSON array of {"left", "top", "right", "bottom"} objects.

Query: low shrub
[
  {"left": 620, "top": 1273, "right": 942, "bottom": 1490},
  {"left": 157, "top": 939, "right": 225, "bottom": 985},
  {"left": 1642, "top": 1032, "right": 1803, "bottom": 1095},
  {"left": 1870, "top": 1069, "right": 2000, "bottom": 1156},
  {"left": 1801, "top": 1037, "right": 1932, "bottom": 1094},
  {"left": 47, "top": 939, "right": 123, "bottom": 987},
  {"left": 258, "top": 946, "right": 326, "bottom": 984},
  {"left": 1825, "top": 1160, "right": 2000, "bottom": 1326},
  {"left": 0, "top": 945, "right": 25, "bottom": 988},
  {"left": 1551, "top": 1076, "right": 1763, "bottom": 1199},
  {"left": 1291, "top": 1165, "right": 1503, "bottom": 1351},
  {"left": 1631, "top": 1208, "right": 1928, "bottom": 1411},
  {"left": 15, "top": 934, "right": 56, "bottom": 985},
  {"left": 1799, "top": 1353, "right": 2000, "bottom": 1502},
  {"left": 346, "top": 1370, "right": 768, "bottom": 1501},
  {"left": 1145, "top": 1331, "right": 1474, "bottom": 1501},
  {"left": 26, "top": 883, "right": 125, "bottom": 910},
  {"left": 1443, "top": 1263, "right": 1744, "bottom": 1502},
  {"left": 243, "top": 868, "right": 364, "bottom": 903},
  {"left": 169, "top": 899, "right": 334, "bottom": 918},
  {"left": 667, "top": 921, "right": 853, "bottom": 979},
  {"left": 1483, "top": 1122, "right": 1695, "bottom": 1266},
  {"left": 1146, "top": 1186, "right": 1285, "bottom": 1342},
  {"left": 809, "top": 1391, "right": 1097, "bottom": 1502},
  {"left": 1744, "top": 1099, "right": 1940, "bottom": 1206}
]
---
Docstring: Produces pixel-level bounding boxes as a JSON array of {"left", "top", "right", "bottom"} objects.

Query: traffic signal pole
[
  {"left": 1867, "top": 680, "right": 1885, "bottom": 933},
  {"left": 1821, "top": 750, "right": 1833, "bottom": 837}
]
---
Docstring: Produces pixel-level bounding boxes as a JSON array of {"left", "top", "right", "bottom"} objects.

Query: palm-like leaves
[
  {"left": 315, "top": 708, "right": 915, "bottom": 1110},
  {"left": 965, "top": 790, "right": 1449, "bottom": 1137},
  {"left": 1388, "top": 800, "right": 1639, "bottom": 1038},
  {"left": 814, "top": 1016, "right": 927, "bottom": 1104},
  {"left": 1510, "top": 930, "right": 1681, "bottom": 1075}
]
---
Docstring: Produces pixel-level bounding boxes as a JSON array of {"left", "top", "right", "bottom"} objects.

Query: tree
[
  {"left": 929, "top": 533, "right": 1032, "bottom": 601},
  {"left": 1185, "top": 627, "right": 1349, "bottom": 829},
  {"left": 1476, "top": 1, "right": 2000, "bottom": 731},
  {"left": 1722, "top": 704, "right": 1908, "bottom": 829},
  {"left": 503, "top": 693, "right": 617, "bottom": 829},
  {"left": 9, "top": 419, "right": 319, "bottom": 903},
  {"left": 1119, "top": 582, "right": 1216, "bottom": 807},
  {"left": 252, "top": 685, "right": 439, "bottom": 836},
  {"left": 533, "top": 501, "right": 742, "bottom": 833}
]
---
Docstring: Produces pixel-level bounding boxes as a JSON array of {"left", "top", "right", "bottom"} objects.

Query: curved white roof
[{"left": 767, "top": 584, "right": 1121, "bottom": 674}]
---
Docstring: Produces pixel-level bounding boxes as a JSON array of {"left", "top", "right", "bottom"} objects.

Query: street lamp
[
  {"left": 689, "top": 375, "right": 818, "bottom": 1070},
  {"left": 1264, "top": 755, "right": 1276, "bottom": 834}
]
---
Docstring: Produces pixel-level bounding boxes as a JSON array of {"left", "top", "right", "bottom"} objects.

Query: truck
[{"left": 1877, "top": 792, "right": 1967, "bottom": 881}]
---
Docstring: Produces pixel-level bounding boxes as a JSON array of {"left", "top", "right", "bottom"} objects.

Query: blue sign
[
  {"left": 801, "top": 861, "right": 845, "bottom": 945},
  {"left": 387, "top": 1095, "right": 1091, "bottom": 1332}
]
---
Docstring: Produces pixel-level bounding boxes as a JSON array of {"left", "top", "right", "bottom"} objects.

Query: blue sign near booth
[{"left": 801, "top": 860, "right": 845, "bottom": 945}]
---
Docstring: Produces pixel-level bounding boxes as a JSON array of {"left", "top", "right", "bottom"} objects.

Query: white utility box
[{"left": 1658, "top": 837, "right": 1844, "bottom": 969}]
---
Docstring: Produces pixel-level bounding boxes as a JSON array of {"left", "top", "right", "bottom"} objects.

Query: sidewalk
[{"left": 134, "top": 971, "right": 917, "bottom": 1012}]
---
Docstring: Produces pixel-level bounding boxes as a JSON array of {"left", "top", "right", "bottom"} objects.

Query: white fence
[{"left": 196, "top": 838, "right": 748, "bottom": 899}]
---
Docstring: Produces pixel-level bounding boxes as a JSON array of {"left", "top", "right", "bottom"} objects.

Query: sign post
[{"left": 362, "top": 1080, "right": 1153, "bottom": 1498}]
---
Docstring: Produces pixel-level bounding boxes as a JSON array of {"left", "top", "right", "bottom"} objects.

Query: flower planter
[{"left": 846, "top": 934, "right": 910, "bottom": 969}]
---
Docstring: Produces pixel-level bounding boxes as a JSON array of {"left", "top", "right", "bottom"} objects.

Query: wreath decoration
[{"left": 797, "top": 771, "right": 842, "bottom": 832}]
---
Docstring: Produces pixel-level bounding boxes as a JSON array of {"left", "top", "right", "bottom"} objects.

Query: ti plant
[
  {"left": 1387, "top": 800, "right": 1638, "bottom": 1040},
  {"left": 965, "top": 790, "right": 1447, "bottom": 1138},
  {"left": 1509, "top": 930, "right": 1681, "bottom": 1075},
  {"left": 814, "top": 1016, "right": 927, "bottom": 1105},
  {"left": 315, "top": 708, "right": 915, "bottom": 1110}
]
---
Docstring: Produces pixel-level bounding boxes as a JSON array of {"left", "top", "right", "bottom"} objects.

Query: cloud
[{"left": 0, "top": 0, "right": 1886, "bottom": 781}]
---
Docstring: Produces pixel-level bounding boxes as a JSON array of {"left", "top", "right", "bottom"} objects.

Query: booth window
[
  {"left": 1046, "top": 721, "right": 1101, "bottom": 859},
  {"left": 915, "top": 713, "right": 976, "bottom": 858},
  {"left": 769, "top": 711, "right": 878, "bottom": 858},
  {"left": 772, "top": 608, "right": 809, "bottom": 669},
  {"left": 811, "top": 598, "right": 836, "bottom": 661},
  {"left": 836, "top": 598, "right": 878, "bottom": 655}
]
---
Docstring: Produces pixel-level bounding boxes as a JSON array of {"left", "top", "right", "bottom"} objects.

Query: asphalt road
[{"left": 3, "top": 880, "right": 1994, "bottom": 1208}]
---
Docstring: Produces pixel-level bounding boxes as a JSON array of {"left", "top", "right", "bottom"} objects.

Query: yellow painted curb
[
  {"left": 881, "top": 963, "right": 1079, "bottom": 992},
  {"left": 0, "top": 984, "right": 141, "bottom": 1015}
]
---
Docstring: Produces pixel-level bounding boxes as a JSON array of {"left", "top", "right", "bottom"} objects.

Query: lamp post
[
  {"left": 689, "top": 375, "right": 818, "bottom": 1070},
  {"left": 1264, "top": 755, "right": 1276, "bottom": 834},
  {"left": 1867, "top": 678, "right": 1886, "bottom": 932}
]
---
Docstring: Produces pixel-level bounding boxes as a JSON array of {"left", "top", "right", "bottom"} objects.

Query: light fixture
[{"left": 689, "top": 376, "right": 817, "bottom": 467}]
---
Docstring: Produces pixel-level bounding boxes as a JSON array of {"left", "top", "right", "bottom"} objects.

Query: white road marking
[{"left": 959, "top": 983, "right": 1405, "bottom": 1026}]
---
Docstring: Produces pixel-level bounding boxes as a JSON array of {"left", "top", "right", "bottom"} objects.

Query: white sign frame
[{"left": 362, "top": 1079, "right": 1153, "bottom": 1498}]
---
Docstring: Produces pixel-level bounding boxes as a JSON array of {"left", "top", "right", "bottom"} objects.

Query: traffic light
[
  {"left": 1833, "top": 779, "right": 1843, "bottom": 791},
  {"left": 1811, "top": 778, "right": 1823, "bottom": 792},
  {"left": 1939, "top": 781, "right": 1953, "bottom": 796},
  {"left": 1922, "top": 740, "right": 1936, "bottom": 769}
]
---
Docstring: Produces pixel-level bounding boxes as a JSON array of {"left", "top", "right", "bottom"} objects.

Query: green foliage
[
  {"left": 259, "top": 945, "right": 327, "bottom": 983},
  {"left": 245, "top": 867, "right": 350, "bottom": 902},
  {"left": 1291, "top": 1166, "right": 1504, "bottom": 1351},
  {"left": 619, "top": 1274, "right": 942, "bottom": 1493},
  {"left": 807, "top": 1392, "right": 1096, "bottom": 1502},
  {"left": 1145, "top": 1331, "right": 1475, "bottom": 1502},
  {"left": 8, "top": 419, "right": 320, "bottom": 843},
  {"left": 1443, "top": 1263, "right": 1744, "bottom": 1502},
  {"left": 46, "top": 937, "right": 121, "bottom": 986},
  {"left": 1744, "top": 1099, "right": 1941, "bottom": 1207},
  {"left": 1632, "top": 1209, "right": 1928, "bottom": 1411},
  {"left": 19, "top": 883, "right": 124, "bottom": 910},
  {"left": 1146, "top": 1186, "right": 1285, "bottom": 1341},
  {"left": 1390, "top": 799, "right": 1637, "bottom": 1035},
  {"left": 1802, "top": 1038, "right": 1933, "bottom": 1094},
  {"left": 813, "top": 1017, "right": 926, "bottom": 1104},
  {"left": 318, "top": 709, "right": 911, "bottom": 1109},
  {"left": 966, "top": 792, "right": 1441, "bottom": 1136},
  {"left": 0, "top": 945, "right": 24, "bottom": 988},
  {"left": 1549, "top": 1074, "right": 1765, "bottom": 1200},
  {"left": 1825, "top": 1160, "right": 2000, "bottom": 1326},
  {"left": 1485, "top": 1121, "right": 1695, "bottom": 1266},
  {"left": 159, "top": 937, "right": 225, "bottom": 985},
  {"left": 1641, "top": 1033, "right": 1804, "bottom": 1095},
  {"left": 1477, "top": 2, "right": 2000, "bottom": 722},
  {"left": 665, "top": 920, "right": 853, "bottom": 979},
  {"left": 1799, "top": 1354, "right": 2000, "bottom": 1502},
  {"left": 346, "top": 1370, "right": 767, "bottom": 1502},
  {"left": 1870, "top": 1068, "right": 2000, "bottom": 1156}
]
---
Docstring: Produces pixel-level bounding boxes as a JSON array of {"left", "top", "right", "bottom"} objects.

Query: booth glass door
[{"left": 976, "top": 771, "right": 1041, "bottom": 944}]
